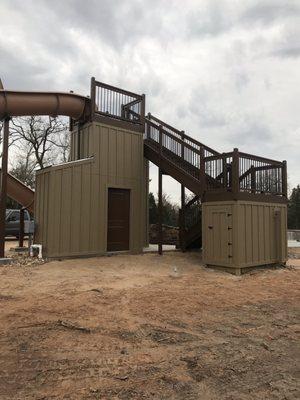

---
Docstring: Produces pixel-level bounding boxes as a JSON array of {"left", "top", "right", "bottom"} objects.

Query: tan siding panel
[
  {"left": 60, "top": 168, "right": 72, "bottom": 254},
  {"left": 202, "top": 201, "right": 287, "bottom": 270},
  {"left": 35, "top": 121, "right": 146, "bottom": 258}
]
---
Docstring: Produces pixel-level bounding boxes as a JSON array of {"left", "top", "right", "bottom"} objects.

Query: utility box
[{"left": 202, "top": 200, "right": 287, "bottom": 273}]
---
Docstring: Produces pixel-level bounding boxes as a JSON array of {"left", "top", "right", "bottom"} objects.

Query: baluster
[
  {"left": 200, "top": 145, "right": 206, "bottom": 192},
  {"left": 250, "top": 165, "right": 256, "bottom": 194}
]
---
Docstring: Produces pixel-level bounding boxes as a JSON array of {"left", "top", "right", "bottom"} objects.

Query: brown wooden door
[
  {"left": 205, "top": 205, "right": 232, "bottom": 266},
  {"left": 107, "top": 188, "right": 130, "bottom": 251}
]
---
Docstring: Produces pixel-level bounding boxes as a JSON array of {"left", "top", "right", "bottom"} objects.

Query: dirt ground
[{"left": 0, "top": 250, "right": 299, "bottom": 400}]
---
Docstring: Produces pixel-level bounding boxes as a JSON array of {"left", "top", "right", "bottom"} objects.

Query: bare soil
[{"left": 0, "top": 251, "right": 299, "bottom": 399}]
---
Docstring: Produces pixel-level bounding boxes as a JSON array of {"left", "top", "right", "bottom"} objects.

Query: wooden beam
[
  {"left": 0, "top": 118, "right": 10, "bottom": 258},
  {"left": 158, "top": 168, "right": 163, "bottom": 255}
]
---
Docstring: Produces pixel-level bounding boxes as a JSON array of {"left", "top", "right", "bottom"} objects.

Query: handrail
[
  {"left": 238, "top": 151, "right": 283, "bottom": 167},
  {"left": 93, "top": 79, "right": 143, "bottom": 100},
  {"left": 146, "top": 113, "right": 219, "bottom": 156},
  {"left": 146, "top": 119, "right": 202, "bottom": 156}
]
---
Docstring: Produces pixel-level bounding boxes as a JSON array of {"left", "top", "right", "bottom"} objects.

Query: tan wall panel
[
  {"left": 35, "top": 121, "right": 147, "bottom": 258},
  {"left": 203, "top": 200, "right": 287, "bottom": 270}
]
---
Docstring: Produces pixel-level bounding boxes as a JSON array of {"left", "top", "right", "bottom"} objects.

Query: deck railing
[
  {"left": 90, "top": 78, "right": 145, "bottom": 126},
  {"left": 204, "top": 150, "right": 287, "bottom": 197}
]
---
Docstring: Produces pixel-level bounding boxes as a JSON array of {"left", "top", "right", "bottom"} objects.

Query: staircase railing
[{"left": 145, "top": 114, "right": 220, "bottom": 184}]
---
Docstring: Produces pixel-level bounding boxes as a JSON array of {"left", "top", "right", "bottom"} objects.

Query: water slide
[
  {"left": 0, "top": 170, "right": 35, "bottom": 213},
  {"left": 0, "top": 88, "right": 91, "bottom": 212}
]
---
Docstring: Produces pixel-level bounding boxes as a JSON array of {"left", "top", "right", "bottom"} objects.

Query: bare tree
[
  {"left": 10, "top": 116, "right": 68, "bottom": 169},
  {"left": 9, "top": 141, "right": 36, "bottom": 188},
  {"left": 53, "top": 128, "right": 70, "bottom": 163}
]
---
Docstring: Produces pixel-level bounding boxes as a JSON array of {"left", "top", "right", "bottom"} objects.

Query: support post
[
  {"left": 146, "top": 118, "right": 150, "bottom": 139},
  {"left": 19, "top": 208, "right": 25, "bottom": 248},
  {"left": 282, "top": 160, "right": 287, "bottom": 197},
  {"left": 0, "top": 118, "right": 10, "bottom": 258},
  {"left": 180, "top": 185, "right": 186, "bottom": 251},
  {"left": 158, "top": 168, "right": 163, "bottom": 255},
  {"left": 69, "top": 90, "right": 74, "bottom": 132},
  {"left": 232, "top": 148, "right": 239, "bottom": 198},
  {"left": 90, "top": 77, "right": 96, "bottom": 121},
  {"left": 180, "top": 131, "right": 186, "bottom": 251},
  {"left": 222, "top": 153, "right": 228, "bottom": 189},
  {"left": 140, "top": 94, "right": 146, "bottom": 128}
]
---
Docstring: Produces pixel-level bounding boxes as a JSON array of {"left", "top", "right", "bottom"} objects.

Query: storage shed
[{"left": 202, "top": 200, "right": 287, "bottom": 274}]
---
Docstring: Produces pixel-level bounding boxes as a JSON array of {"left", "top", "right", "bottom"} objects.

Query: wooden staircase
[{"left": 144, "top": 114, "right": 220, "bottom": 249}]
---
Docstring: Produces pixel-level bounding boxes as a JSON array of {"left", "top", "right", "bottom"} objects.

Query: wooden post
[
  {"left": 180, "top": 185, "right": 185, "bottom": 251},
  {"left": 282, "top": 160, "right": 287, "bottom": 197},
  {"left": 140, "top": 94, "right": 146, "bottom": 127},
  {"left": 69, "top": 91, "right": 74, "bottom": 132},
  {"left": 250, "top": 165, "right": 256, "bottom": 194},
  {"left": 158, "top": 168, "right": 163, "bottom": 255},
  {"left": 90, "top": 77, "right": 96, "bottom": 121},
  {"left": 0, "top": 118, "right": 10, "bottom": 258},
  {"left": 146, "top": 118, "right": 150, "bottom": 139},
  {"left": 232, "top": 148, "right": 239, "bottom": 198},
  {"left": 222, "top": 153, "right": 227, "bottom": 189},
  {"left": 19, "top": 208, "right": 25, "bottom": 248},
  {"left": 180, "top": 131, "right": 185, "bottom": 251}
]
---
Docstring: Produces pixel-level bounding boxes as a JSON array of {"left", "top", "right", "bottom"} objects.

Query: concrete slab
[
  {"left": 143, "top": 244, "right": 177, "bottom": 253},
  {"left": 288, "top": 240, "right": 300, "bottom": 248}
]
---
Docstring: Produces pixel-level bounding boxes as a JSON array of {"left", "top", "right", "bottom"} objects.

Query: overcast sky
[{"left": 1, "top": 0, "right": 299, "bottom": 201}]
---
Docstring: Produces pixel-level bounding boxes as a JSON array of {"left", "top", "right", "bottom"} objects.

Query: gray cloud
[
  {"left": 241, "top": 0, "right": 300, "bottom": 26},
  {"left": 0, "top": 0, "right": 299, "bottom": 201}
]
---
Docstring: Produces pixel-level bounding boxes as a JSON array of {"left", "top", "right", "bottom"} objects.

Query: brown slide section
[
  {"left": 0, "top": 90, "right": 90, "bottom": 120},
  {"left": 0, "top": 87, "right": 91, "bottom": 213},
  {"left": 0, "top": 170, "right": 34, "bottom": 213}
]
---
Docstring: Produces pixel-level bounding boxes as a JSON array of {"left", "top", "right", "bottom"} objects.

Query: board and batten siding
[
  {"left": 35, "top": 121, "right": 147, "bottom": 258},
  {"left": 202, "top": 200, "right": 287, "bottom": 270}
]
